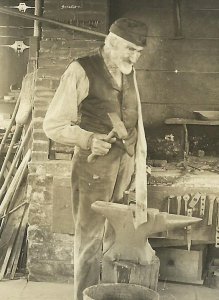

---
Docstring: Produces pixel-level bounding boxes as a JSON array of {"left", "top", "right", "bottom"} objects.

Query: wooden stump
[{"left": 102, "top": 255, "right": 160, "bottom": 291}]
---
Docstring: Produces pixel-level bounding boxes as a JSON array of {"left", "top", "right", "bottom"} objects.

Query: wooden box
[{"left": 156, "top": 247, "right": 206, "bottom": 284}]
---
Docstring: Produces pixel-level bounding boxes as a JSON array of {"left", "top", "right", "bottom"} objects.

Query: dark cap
[{"left": 109, "top": 18, "right": 147, "bottom": 47}]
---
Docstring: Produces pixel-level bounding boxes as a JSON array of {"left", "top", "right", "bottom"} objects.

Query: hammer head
[{"left": 108, "top": 112, "right": 128, "bottom": 139}]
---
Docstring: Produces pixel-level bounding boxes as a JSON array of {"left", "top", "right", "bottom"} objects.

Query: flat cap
[{"left": 109, "top": 18, "right": 147, "bottom": 47}]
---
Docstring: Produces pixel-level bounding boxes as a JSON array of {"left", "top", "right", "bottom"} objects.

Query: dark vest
[{"left": 78, "top": 50, "right": 138, "bottom": 156}]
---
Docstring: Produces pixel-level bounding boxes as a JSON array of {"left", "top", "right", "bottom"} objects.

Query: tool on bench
[
  {"left": 189, "top": 192, "right": 201, "bottom": 211},
  {"left": 87, "top": 113, "right": 128, "bottom": 163},
  {"left": 176, "top": 195, "right": 182, "bottom": 215},
  {"left": 208, "top": 194, "right": 216, "bottom": 226},
  {"left": 200, "top": 193, "right": 206, "bottom": 217},
  {"left": 167, "top": 195, "right": 175, "bottom": 214},
  {"left": 187, "top": 208, "right": 193, "bottom": 251},
  {"left": 185, "top": 193, "right": 201, "bottom": 250},
  {"left": 166, "top": 195, "right": 175, "bottom": 237},
  {"left": 183, "top": 194, "right": 190, "bottom": 215},
  {"left": 215, "top": 197, "right": 219, "bottom": 248}
]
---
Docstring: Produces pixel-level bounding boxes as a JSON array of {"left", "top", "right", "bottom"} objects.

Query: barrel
[{"left": 83, "top": 283, "right": 159, "bottom": 300}]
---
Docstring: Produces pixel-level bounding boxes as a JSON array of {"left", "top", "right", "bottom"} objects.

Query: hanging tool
[
  {"left": 0, "top": 41, "right": 30, "bottom": 54},
  {"left": 166, "top": 195, "right": 175, "bottom": 237},
  {"left": 208, "top": 195, "right": 216, "bottom": 226},
  {"left": 215, "top": 197, "right": 219, "bottom": 248},
  {"left": 189, "top": 192, "right": 201, "bottom": 211},
  {"left": 167, "top": 195, "right": 175, "bottom": 214},
  {"left": 200, "top": 193, "right": 206, "bottom": 217},
  {"left": 87, "top": 113, "right": 128, "bottom": 163},
  {"left": 185, "top": 193, "right": 202, "bottom": 251},
  {"left": 176, "top": 195, "right": 182, "bottom": 215},
  {"left": 7, "top": 3, "right": 35, "bottom": 12},
  {"left": 183, "top": 194, "right": 190, "bottom": 215},
  {"left": 186, "top": 208, "right": 193, "bottom": 251}
]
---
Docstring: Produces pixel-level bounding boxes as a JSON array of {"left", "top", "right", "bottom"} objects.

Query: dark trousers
[{"left": 71, "top": 145, "right": 134, "bottom": 300}]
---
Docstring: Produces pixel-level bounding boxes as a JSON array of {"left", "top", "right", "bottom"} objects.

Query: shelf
[{"left": 165, "top": 118, "right": 219, "bottom": 126}]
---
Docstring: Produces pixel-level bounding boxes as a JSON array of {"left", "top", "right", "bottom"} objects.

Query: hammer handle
[{"left": 87, "top": 130, "right": 114, "bottom": 163}]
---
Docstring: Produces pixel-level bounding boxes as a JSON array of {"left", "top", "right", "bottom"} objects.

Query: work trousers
[{"left": 71, "top": 145, "right": 135, "bottom": 300}]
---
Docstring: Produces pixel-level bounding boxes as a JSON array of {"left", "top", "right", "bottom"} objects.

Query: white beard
[
  {"left": 114, "top": 59, "right": 133, "bottom": 74},
  {"left": 117, "top": 63, "right": 132, "bottom": 74},
  {"left": 102, "top": 45, "right": 133, "bottom": 75}
]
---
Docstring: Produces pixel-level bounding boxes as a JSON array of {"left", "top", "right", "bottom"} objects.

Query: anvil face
[{"left": 92, "top": 201, "right": 201, "bottom": 265}]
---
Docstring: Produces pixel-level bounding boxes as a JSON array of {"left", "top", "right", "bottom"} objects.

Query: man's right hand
[{"left": 90, "top": 133, "right": 116, "bottom": 156}]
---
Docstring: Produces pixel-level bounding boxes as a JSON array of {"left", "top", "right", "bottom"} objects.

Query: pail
[{"left": 83, "top": 283, "right": 159, "bottom": 300}]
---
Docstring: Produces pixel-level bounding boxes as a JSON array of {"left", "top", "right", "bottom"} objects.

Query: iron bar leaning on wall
[{"left": 0, "top": 6, "right": 107, "bottom": 38}]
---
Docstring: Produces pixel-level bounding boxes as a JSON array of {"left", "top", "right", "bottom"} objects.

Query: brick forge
[{"left": 27, "top": 0, "right": 108, "bottom": 282}]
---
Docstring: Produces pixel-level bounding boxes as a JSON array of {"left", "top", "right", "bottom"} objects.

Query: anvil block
[{"left": 102, "top": 256, "right": 160, "bottom": 291}]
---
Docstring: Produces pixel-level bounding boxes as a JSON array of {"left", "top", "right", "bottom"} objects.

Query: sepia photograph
[{"left": 0, "top": 0, "right": 219, "bottom": 299}]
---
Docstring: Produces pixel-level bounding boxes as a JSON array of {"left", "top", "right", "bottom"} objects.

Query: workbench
[{"left": 147, "top": 156, "right": 219, "bottom": 247}]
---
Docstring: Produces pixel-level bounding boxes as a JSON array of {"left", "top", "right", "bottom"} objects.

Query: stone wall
[{"left": 27, "top": 0, "right": 108, "bottom": 282}]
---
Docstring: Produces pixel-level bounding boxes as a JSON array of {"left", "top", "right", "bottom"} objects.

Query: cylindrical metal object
[
  {"left": 83, "top": 283, "right": 159, "bottom": 300},
  {"left": 34, "top": 0, "right": 42, "bottom": 37}
]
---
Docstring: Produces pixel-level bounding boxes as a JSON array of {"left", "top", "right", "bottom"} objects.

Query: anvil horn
[{"left": 164, "top": 212, "right": 201, "bottom": 230}]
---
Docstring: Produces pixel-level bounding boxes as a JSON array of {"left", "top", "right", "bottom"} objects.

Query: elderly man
[{"left": 43, "top": 18, "right": 147, "bottom": 300}]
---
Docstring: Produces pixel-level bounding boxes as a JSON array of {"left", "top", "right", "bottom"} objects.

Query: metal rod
[
  {"left": 0, "top": 123, "right": 32, "bottom": 202},
  {"left": 34, "top": 0, "right": 41, "bottom": 37},
  {"left": 0, "top": 149, "right": 31, "bottom": 216},
  {"left": 0, "top": 201, "right": 28, "bottom": 220},
  {"left": 0, "top": 96, "right": 21, "bottom": 155},
  {"left": 0, "top": 6, "right": 106, "bottom": 38},
  {"left": 0, "top": 124, "right": 23, "bottom": 184}
]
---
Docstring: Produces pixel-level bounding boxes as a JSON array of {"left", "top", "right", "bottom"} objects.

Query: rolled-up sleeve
[{"left": 43, "top": 61, "right": 93, "bottom": 149}]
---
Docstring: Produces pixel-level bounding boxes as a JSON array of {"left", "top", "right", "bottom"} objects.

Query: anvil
[{"left": 92, "top": 201, "right": 202, "bottom": 265}]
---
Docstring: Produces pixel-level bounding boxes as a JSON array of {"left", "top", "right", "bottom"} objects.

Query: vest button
[{"left": 122, "top": 106, "right": 126, "bottom": 110}]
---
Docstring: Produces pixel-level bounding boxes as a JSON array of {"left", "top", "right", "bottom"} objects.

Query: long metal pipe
[
  {"left": 0, "top": 6, "right": 106, "bottom": 38},
  {"left": 34, "top": 0, "right": 42, "bottom": 37}
]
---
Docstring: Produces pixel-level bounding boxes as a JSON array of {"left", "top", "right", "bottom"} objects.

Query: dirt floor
[{"left": 0, "top": 279, "right": 219, "bottom": 300}]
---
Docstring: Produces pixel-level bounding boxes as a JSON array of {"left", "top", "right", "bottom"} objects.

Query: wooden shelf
[{"left": 165, "top": 118, "right": 219, "bottom": 126}]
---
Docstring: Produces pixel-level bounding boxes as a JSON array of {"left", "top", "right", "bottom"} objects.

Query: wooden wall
[{"left": 110, "top": 0, "right": 219, "bottom": 127}]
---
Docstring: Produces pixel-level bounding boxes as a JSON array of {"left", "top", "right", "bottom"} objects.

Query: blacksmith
[{"left": 43, "top": 18, "right": 148, "bottom": 300}]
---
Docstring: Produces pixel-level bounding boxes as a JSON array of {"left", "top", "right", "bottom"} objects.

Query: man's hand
[{"left": 90, "top": 133, "right": 116, "bottom": 156}]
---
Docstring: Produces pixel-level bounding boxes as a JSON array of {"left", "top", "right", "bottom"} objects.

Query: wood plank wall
[{"left": 110, "top": 0, "right": 219, "bottom": 127}]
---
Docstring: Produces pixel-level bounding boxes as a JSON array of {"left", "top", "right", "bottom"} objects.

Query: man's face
[{"left": 112, "top": 39, "right": 144, "bottom": 74}]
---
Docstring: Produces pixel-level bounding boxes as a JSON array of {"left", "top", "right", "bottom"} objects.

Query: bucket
[{"left": 83, "top": 283, "right": 159, "bottom": 300}]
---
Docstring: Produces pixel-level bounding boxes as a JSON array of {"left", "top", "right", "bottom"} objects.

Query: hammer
[{"left": 87, "top": 112, "right": 128, "bottom": 163}]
